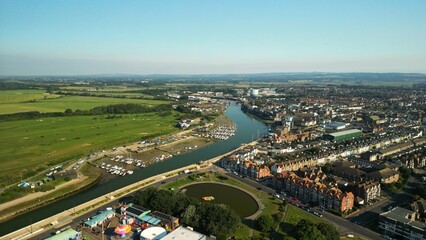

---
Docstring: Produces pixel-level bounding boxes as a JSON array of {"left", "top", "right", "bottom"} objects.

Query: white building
[
  {"left": 161, "top": 226, "right": 206, "bottom": 240},
  {"left": 140, "top": 227, "right": 167, "bottom": 240}
]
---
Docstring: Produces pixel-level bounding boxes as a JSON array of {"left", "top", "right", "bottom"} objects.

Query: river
[{"left": 0, "top": 101, "right": 268, "bottom": 236}]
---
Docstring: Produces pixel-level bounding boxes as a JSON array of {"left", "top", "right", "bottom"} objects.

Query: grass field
[
  {"left": 0, "top": 112, "right": 179, "bottom": 185},
  {"left": 60, "top": 86, "right": 147, "bottom": 92},
  {"left": 0, "top": 94, "right": 169, "bottom": 114},
  {"left": 61, "top": 91, "right": 155, "bottom": 99},
  {"left": 0, "top": 89, "right": 60, "bottom": 104}
]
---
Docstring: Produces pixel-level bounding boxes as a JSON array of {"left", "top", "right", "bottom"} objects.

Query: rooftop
[
  {"left": 367, "top": 168, "right": 399, "bottom": 179},
  {"left": 381, "top": 207, "right": 426, "bottom": 231},
  {"left": 140, "top": 226, "right": 167, "bottom": 239},
  {"left": 326, "top": 122, "right": 347, "bottom": 128},
  {"left": 161, "top": 226, "right": 206, "bottom": 240},
  {"left": 84, "top": 209, "right": 115, "bottom": 227},
  {"left": 44, "top": 228, "right": 79, "bottom": 240},
  {"left": 369, "top": 115, "right": 380, "bottom": 121},
  {"left": 328, "top": 129, "right": 362, "bottom": 137}
]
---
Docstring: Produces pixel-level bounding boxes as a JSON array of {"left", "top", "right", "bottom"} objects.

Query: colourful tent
[{"left": 114, "top": 224, "right": 131, "bottom": 236}]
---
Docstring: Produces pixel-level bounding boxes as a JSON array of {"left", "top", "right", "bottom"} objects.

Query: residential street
[{"left": 213, "top": 165, "right": 383, "bottom": 240}]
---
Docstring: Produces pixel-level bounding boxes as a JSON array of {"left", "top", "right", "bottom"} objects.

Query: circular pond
[{"left": 183, "top": 182, "right": 259, "bottom": 218}]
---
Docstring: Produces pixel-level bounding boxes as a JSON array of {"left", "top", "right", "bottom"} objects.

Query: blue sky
[{"left": 0, "top": 0, "right": 425, "bottom": 75}]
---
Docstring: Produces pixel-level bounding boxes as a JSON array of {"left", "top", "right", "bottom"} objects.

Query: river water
[{"left": 0, "top": 101, "right": 267, "bottom": 236}]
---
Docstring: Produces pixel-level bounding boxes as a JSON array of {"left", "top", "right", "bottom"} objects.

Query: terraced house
[
  {"left": 221, "top": 157, "right": 271, "bottom": 180},
  {"left": 278, "top": 172, "right": 354, "bottom": 213}
]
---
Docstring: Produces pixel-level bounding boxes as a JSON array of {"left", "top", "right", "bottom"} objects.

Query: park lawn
[
  {"left": 0, "top": 89, "right": 60, "bottom": 104},
  {"left": 0, "top": 112, "right": 179, "bottom": 185},
  {"left": 276, "top": 205, "right": 323, "bottom": 239},
  {"left": 0, "top": 95, "right": 169, "bottom": 114},
  {"left": 283, "top": 205, "right": 323, "bottom": 226}
]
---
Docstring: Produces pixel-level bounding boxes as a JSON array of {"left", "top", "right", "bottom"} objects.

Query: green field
[
  {"left": 60, "top": 91, "right": 155, "bottom": 99},
  {"left": 0, "top": 112, "right": 179, "bottom": 185},
  {"left": 0, "top": 89, "right": 60, "bottom": 104},
  {"left": 0, "top": 93, "right": 168, "bottom": 114},
  {"left": 283, "top": 205, "right": 322, "bottom": 226},
  {"left": 60, "top": 86, "right": 147, "bottom": 92}
]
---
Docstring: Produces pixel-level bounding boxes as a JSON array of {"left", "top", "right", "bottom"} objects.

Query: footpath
[{"left": 0, "top": 141, "right": 257, "bottom": 240}]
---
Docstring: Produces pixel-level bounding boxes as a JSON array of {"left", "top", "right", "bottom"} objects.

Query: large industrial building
[
  {"left": 323, "top": 129, "right": 362, "bottom": 142},
  {"left": 379, "top": 207, "right": 426, "bottom": 240}
]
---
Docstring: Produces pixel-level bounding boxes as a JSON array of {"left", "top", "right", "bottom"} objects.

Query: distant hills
[{"left": 1, "top": 72, "right": 426, "bottom": 84}]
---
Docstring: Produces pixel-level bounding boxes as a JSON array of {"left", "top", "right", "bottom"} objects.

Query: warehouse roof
[
  {"left": 326, "top": 122, "right": 347, "bottom": 128},
  {"left": 328, "top": 129, "right": 361, "bottom": 137}
]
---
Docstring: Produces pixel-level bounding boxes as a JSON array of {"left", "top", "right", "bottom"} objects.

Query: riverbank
[
  {"left": 0, "top": 171, "right": 102, "bottom": 224},
  {"left": 0, "top": 113, "right": 233, "bottom": 223},
  {"left": 0, "top": 140, "right": 258, "bottom": 240},
  {"left": 0, "top": 176, "right": 88, "bottom": 220},
  {"left": 0, "top": 101, "right": 268, "bottom": 237}
]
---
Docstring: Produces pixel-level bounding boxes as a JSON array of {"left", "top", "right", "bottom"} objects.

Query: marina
[{"left": 203, "top": 126, "right": 236, "bottom": 140}]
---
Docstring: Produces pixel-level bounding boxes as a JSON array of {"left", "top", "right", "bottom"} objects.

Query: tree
[
  {"left": 321, "top": 163, "right": 332, "bottom": 173},
  {"left": 416, "top": 184, "right": 426, "bottom": 198},
  {"left": 297, "top": 225, "right": 325, "bottom": 240},
  {"left": 65, "top": 108, "right": 73, "bottom": 114},
  {"left": 316, "top": 222, "right": 339, "bottom": 240},
  {"left": 257, "top": 215, "right": 275, "bottom": 233},
  {"left": 181, "top": 205, "right": 199, "bottom": 227},
  {"left": 273, "top": 212, "right": 284, "bottom": 222},
  {"left": 196, "top": 203, "right": 240, "bottom": 236},
  {"left": 296, "top": 220, "right": 326, "bottom": 240},
  {"left": 133, "top": 188, "right": 239, "bottom": 237}
]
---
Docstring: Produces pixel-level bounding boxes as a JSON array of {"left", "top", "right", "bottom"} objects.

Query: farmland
[
  {"left": 0, "top": 112, "right": 179, "bottom": 185},
  {"left": 0, "top": 90, "right": 168, "bottom": 114},
  {"left": 0, "top": 89, "right": 60, "bottom": 104},
  {"left": 0, "top": 84, "right": 215, "bottom": 209}
]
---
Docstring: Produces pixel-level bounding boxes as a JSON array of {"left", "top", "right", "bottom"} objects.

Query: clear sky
[{"left": 0, "top": 0, "right": 425, "bottom": 75}]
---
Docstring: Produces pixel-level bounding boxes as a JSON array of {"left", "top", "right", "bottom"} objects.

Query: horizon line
[{"left": 1, "top": 71, "right": 426, "bottom": 77}]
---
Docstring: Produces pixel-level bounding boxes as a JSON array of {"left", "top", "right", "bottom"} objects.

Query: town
[
  {"left": 1, "top": 1, "right": 426, "bottom": 239},
  {"left": 218, "top": 84, "right": 426, "bottom": 240},
  {"left": 3, "top": 82, "right": 424, "bottom": 240}
]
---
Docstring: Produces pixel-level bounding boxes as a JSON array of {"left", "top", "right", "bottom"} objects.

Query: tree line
[
  {"left": 55, "top": 90, "right": 168, "bottom": 100},
  {"left": 0, "top": 103, "right": 174, "bottom": 121},
  {"left": 257, "top": 215, "right": 340, "bottom": 240}
]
